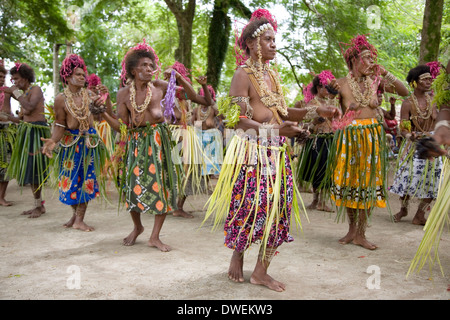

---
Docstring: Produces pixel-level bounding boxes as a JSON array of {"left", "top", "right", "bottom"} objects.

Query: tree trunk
[
  {"left": 206, "top": 0, "right": 231, "bottom": 90},
  {"left": 53, "top": 43, "right": 61, "bottom": 98},
  {"left": 164, "top": 0, "right": 196, "bottom": 71},
  {"left": 419, "top": 0, "right": 444, "bottom": 64},
  {"left": 206, "top": 0, "right": 251, "bottom": 90}
]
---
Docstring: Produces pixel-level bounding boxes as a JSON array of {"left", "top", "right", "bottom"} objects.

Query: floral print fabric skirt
[{"left": 223, "top": 135, "right": 294, "bottom": 252}]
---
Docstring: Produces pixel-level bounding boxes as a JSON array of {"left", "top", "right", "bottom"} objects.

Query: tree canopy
[{"left": 1, "top": 0, "right": 448, "bottom": 106}]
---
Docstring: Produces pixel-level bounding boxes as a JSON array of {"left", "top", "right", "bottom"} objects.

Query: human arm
[
  {"left": 8, "top": 86, "right": 44, "bottom": 115},
  {"left": 378, "top": 66, "right": 409, "bottom": 97}
]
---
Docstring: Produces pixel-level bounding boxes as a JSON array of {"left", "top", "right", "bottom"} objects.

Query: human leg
[{"left": 250, "top": 246, "right": 285, "bottom": 292}]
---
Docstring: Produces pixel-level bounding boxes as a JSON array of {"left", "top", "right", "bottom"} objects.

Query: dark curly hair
[
  {"left": 310, "top": 76, "right": 322, "bottom": 95},
  {"left": 406, "top": 65, "right": 431, "bottom": 84},
  {"left": 10, "top": 63, "right": 35, "bottom": 83},
  {"left": 0, "top": 64, "right": 6, "bottom": 75},
  {"left": 125, "top": 49, "right": 156, "bottom": 81}
]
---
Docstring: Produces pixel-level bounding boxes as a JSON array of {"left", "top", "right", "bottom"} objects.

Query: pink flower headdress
[
  {"left": 120, "top": 38, "right": 161, "bottom": 86},
  {"left": 60, "top": 54, "right": 87, "bottom": 85},
  {"left": 234, "top": 8, "right": 278, "bottom": 67}
]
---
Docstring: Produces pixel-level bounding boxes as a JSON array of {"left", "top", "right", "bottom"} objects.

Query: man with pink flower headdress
[
  {"left": 3, "top": 62, "right": 50, "bottom": 218},
  {"left": 41, "top": 54, "right": 110, "bottom": 232},
  {"left": 329, "top": 34, "right": 409, "bottom": 250},
  {"left": 97, "top": 40, "right": 212, "bottom": 251}
]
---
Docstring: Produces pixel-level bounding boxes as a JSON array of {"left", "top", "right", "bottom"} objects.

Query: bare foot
[
  {"left": 412, "top": 216, "right": 427, "bottom": 226},
  {"left": 353, "top": 234, "right": 378, "bottom": 250},
  {"left": 317, "top": 203, "right": 334, "bottom": 212},
  {"left": 22, "top": 205, "right": 46, "bottom": 216},
  {"left": 0, "top": 199, "right": 12, "bottom": 206},
  {"left": 148, "top": 238, "right": 171, "bottom": 252},
  {"left": 250, "top": 272, "right": 286, "bottom": 292},
  {"left": 123, "top": 226, "right": 144, "bottom": 246},
  {"left": 338, "top": 230, "right": 355, "bottom": 245},
  {"left": 173, "top": 209, "right": 194, "bottom": 218},
  {"left": 63, "top": 215, "right": 76, "bottom": 228},
  {"left": 228, "top": 251, "right": 244, "bottom": 283},
  {"left": 393, "top": 208, "right": 407, "bottom": 222},
  {"left": 27, "top": 207, "right": 45, "bottom": 219},
  {"left": 306, "top": 200, "right": 317, "bottom": 210},
  {"left": 73, "top": 220, "right": 95, "bottom": 232}
]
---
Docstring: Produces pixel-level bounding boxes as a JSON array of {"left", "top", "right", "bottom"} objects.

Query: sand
[{"left": 0, "top": 179, "right": 448, "bottom": 301}]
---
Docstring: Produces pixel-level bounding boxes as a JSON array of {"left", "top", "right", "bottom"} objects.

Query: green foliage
[{"left": 1, "top": 0, "right": 448, "bottom": 107}]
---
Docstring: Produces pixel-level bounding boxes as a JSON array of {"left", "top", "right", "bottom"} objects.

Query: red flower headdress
[
  {"left": 120, "top": 38, "right": 161, "bottom": 86},
  {"left": 60, "top": 54, "right": 87, "bottom": 85}
]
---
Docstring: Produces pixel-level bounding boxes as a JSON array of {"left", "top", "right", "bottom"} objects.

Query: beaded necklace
[
  {"left": 245, "top": 57, "right": 288, "bottom": 117},
  {"left": 64, "top": 86, "right": 91, "bottom": 132},
  {"left": 346, "top": 73, "right": 376, "bottom": 109},
  {"left": 129, "top": 81, "right": 152, "bottom": 126}
]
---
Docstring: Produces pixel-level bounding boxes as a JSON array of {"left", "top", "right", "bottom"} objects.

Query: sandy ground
[{"left": 0, "top": 176, "right": 449, "bottom": 301}]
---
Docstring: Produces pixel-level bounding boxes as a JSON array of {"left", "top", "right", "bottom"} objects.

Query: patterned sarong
[
  {"left": 124, "top": 123, "right": 179, "bottom": 214},
  {"left": 204, "top": 134, "right": 305, "bottom": 253},
  {"left": 389, "top": 138, "right": 442, "bottom": 199},
  {"left": 7, "top": 121, "right": 50, "bottom": 186},
  {"left": 55, "top": 128, "right": 106, "bottom": 205},
  {"left": 329, "top": 118, "right": 387, "bottom": 211}
]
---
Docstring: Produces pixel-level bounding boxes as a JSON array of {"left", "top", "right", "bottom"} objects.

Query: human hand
[
  {"left": 275, "top": 121, "right": 303, "bottom": 138},
  {"left": 40, "top": 137, "right": 56, "bottom": 158},
  {"left": 195, "top": 75, "right": 207, "bottom": 86},
  {"left": 317, "top": 105, "right": 341, "bottom": 119}
]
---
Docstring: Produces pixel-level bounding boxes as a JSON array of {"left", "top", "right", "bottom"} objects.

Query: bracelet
[
  {"left": 434, "top": 120, "right": 450, "bottom": 131},
  {"left": 384, "top": 71, "right": 397, "bottom": 86},
  {"left": 304, "top": 105, "right": 319, "bottom": 120}
]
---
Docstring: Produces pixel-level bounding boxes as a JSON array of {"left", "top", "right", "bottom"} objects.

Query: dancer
[
  {"left": 166, "top": 62, "right": 213, "bottom": 218},
  {"left": 390, "top": 65, "right": 441, "bottom": 225},
  {"left": 330, "top": 35, "right": 409, "bottom": 250},
  {"left": 41, "top": 54, "right": 109, "bottom": 232},
  {"left": 296, "top": 71, "right": 339, "bottom": 212},
  {"left": 97, "top": 40, "right": 212, "bottom": 251},
  {"left": 407, "top": 60, "right": 449, "bottom": 277},
  {"left": 203, "top": 9, "right": 340, "bottom": 292},
  {"left": 5, "top": 62, "right": 50, "bottom": 218},
  {"left": 0, "top": 60, "right": 15, "bottom": 206}
]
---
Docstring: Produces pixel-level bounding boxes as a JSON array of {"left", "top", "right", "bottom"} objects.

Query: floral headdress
[
  {"left": 234, "top": 8, "right": 278, "bottom": 66},
  {"left": 425, "top": 61, "right": 441, "bottom": 80},
  {"left": 171, "top": 61, "right": 191, "bottom": 84},
  {"left": 60, "top": 54, "right": 87, "bottom": 85},
  {"left": 340, "top": 34, "right": 378, "bottom": 69},
  {"left": 120, "top": 38, "right": 161, "bottom": 86},
  {"left": 303, "top": 82, "right": 314, "bottom": 104}
]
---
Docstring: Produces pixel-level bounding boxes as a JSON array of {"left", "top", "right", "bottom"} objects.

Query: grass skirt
[
  {"left": 328, "top": 118, "right": 387, "bottom": 217},
  {"left": 203, "top": 133, "right": 306, "bottom": 254},
  {"left": 408, "top": 157, "right": 450, "bottom": 277},
  {"left": 0, "top": 123, "right": 16, "bottom": 182},
  {"left": 295, "top": 133, "right": 333, "bottom": 191},
  {"left": 7, "top": 121, "right": 50, "bottom": 187}
]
